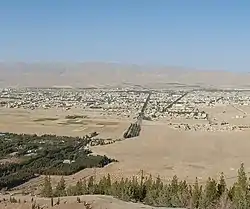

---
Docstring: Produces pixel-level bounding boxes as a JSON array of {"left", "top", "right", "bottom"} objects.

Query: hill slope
[
  {"left": 1, "top": 195, "right": 185, "bottom": 209},
  {"left": 0, "top": 62, "right": 249, "bottom": 88}
]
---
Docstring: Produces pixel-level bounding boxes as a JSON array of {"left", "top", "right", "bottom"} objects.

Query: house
[{"left": 63, "top": 159, "right": 75, "bottom": 164}]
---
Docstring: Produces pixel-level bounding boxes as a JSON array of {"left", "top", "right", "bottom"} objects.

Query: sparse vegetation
[
  {"left": 41, "top": 163, "right": 250, "bottom": 209},
  {"left": 33, "top": 117, "right": 58, "bottom": 122},
  {"left": 65, "top": 115, "right": 86, "bottom": 119}
]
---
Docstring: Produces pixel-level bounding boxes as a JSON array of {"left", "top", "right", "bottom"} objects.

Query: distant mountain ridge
[{"left": 0, "top": 62, "right": 249, "bottom": 89}]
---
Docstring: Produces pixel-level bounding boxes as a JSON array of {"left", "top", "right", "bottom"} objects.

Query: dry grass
[{"left": 0, "top": 195, "right": 175, "bottom": 209}]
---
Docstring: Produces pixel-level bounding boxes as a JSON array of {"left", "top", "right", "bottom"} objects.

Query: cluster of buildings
[
  {"left": 1, "top": 88, "right": 250, "bottom": 132},
  {"left": 169, "top": 122, "right": 238, "bottom": 132},
  {"left": 0, "top": 88, "right": 147, "bottom": 119},
  {"left": 165, "top": 90, "right": 250, "bottom": 132}
]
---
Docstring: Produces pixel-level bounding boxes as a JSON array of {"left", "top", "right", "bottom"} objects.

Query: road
[
  {"left": 123, "top": 91, "right": 152, "bottom": 138},
  {"left": 137, "top": 92, "right": 152, "bottom": 125},
  {"left": 164, "top": 91, "right": 189, "bottom": 111}
]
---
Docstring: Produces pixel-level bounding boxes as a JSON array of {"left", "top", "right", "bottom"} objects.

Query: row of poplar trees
[{"left": 41, "top": 163, "right": 250, "bottom": 209}]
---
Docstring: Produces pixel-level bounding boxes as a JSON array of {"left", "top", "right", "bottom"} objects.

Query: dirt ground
[
  {"left": 1, "top": 106, "right": 250, "bottom": 190},
  {"left": 0, "top": 108, "right": 129, "bottom": 138},
  {"left": 92, "top": 121, "right": 250, "bottom": 184},
  {"left": 0, "top": 195, "right": 183, "bottom": 209}
]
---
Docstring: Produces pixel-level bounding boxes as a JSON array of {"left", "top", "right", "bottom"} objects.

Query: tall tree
[
  {"left": 217, "top": 172, "right": 226, "bottom": 196},
  {"left": 190, "top": 178, "right": 202, "bottom": 208},
  {"left": 232, "top": 163, "right": 249, "bottom": 209},
  {"left": 75, "top": 180, "right": 83, "bottom": 195},
  {"left": 41, "top": 175, "right": 53, "bottom": 197},
  {"left": 54, "top": 176, "right": 66, "bottom": 197},
  {"left": 87, "top": 176, "right": 95, "bottom": 194},
  {"left": 201, "top": 177, "right": 218, "bottom": 208}
]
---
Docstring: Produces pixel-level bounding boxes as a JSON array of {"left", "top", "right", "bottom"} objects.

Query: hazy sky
[{"left": 1, "top": 1, "right": 250, "bottom": 71}]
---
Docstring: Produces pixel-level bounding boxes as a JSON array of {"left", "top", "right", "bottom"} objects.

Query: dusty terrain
[
  {"left": 1, "top": 105, "right": 250, "bottom": 189},
  {"left": 1, "top": 63, "right": 250, "bottom": 208},
  {"left": 1, "top": 62, "right": 250, "bottom": 89},
  {"left": 0, "top": 108, "right": 129, "bottom": 138},
  {"left": 0, "top": 195, "right": 184, "bottom": 209}
]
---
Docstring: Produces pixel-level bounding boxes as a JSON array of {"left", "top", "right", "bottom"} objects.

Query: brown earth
[
  {"left": 1, "top": 62, "right": 250, "bottom": 89},
  {"left": 1, "top": 62, "right": 250, "bottom": 208},
  {"left": 0, "top": 108, "right": 128, "bottom": 138},
  {"left": 0, "top": 195, "right": 184, "bottom": 209},
  {"left": 1, "top": 106, "right": 250, "bottom": 192}
]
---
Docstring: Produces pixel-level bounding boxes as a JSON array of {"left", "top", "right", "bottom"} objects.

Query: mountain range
[{"left": 0, "top": 62, "right": 249, "bottom": 89}]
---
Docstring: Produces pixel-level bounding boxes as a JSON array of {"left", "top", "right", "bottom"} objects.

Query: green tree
[
  {"left": 81, "top": 179, "right": 88, "bottom": 195},
  {"left": 143, "top": 175, "right": 154, "bottom": 205},
  {"left": 120, "top": 178, "right": 132, "bottom": 201},
  {"left": 232, "top": 163, "right": 249, "bottom": 209},
  {"left": 111, "top": 180, "right": 120, "bottom": 197},
  {"left": 177, "top": 180, "right": 190, "bottom": 208},
  {"left": 144, "top": 175, "right": 153, "bottom": 191},
  {"left": 66, "top": 185, "right": 76, "bottom": 196},
  {"left": 97, "top": 176, "right": 106, "bottom": 194},
  {"left": 54, "top": 177, "right": 66, "bottom": 197},
  {"left": 156, "top": 184, "right": 171, "bottom": 207},
  {"left": 190, "top": 178, "right": 202, "bottom": 208},
  {"left": 87, "top": 176, "right": 95, "bottom": 194},
  {"left": 98, "top": 174, "right": 112, "bottom": 195},
  {"left": 154, "top": 175, "right": 163, "bottom": 191},
  {"left": 217, "top": 172, "right": 226, "bottom": 196},
  {"left": 116, "top": 178, "right": 125, "bottom": 199},
  {"left": 169, "top": 175, "right": 180, "bottom": 207},
  {"left": 75, "top": 180, "right": 83, "bottom": 195},
  {"left": 105, "top": 174, "right": 112, "bottom": 195},
  {"left": 144, "top": 188, "right": 159, "bottom": 206},
  {"left": 201, "top": 177, "right": 218, "bottom": 208},
  {"left": 41, "top": 175, "right": 53, "bottom": 197}
]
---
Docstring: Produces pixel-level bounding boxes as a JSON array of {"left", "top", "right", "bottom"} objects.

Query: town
[{"left": 1, "top": 87, "right": 250, "bottom": 134}]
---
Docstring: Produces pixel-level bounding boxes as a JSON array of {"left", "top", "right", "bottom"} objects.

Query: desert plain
[
  {"left": 1, "top": 102, "right": 250, "bottom": 185},
  {"left": 1, "top": 63, "right": 250, "bottom": 208}
]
